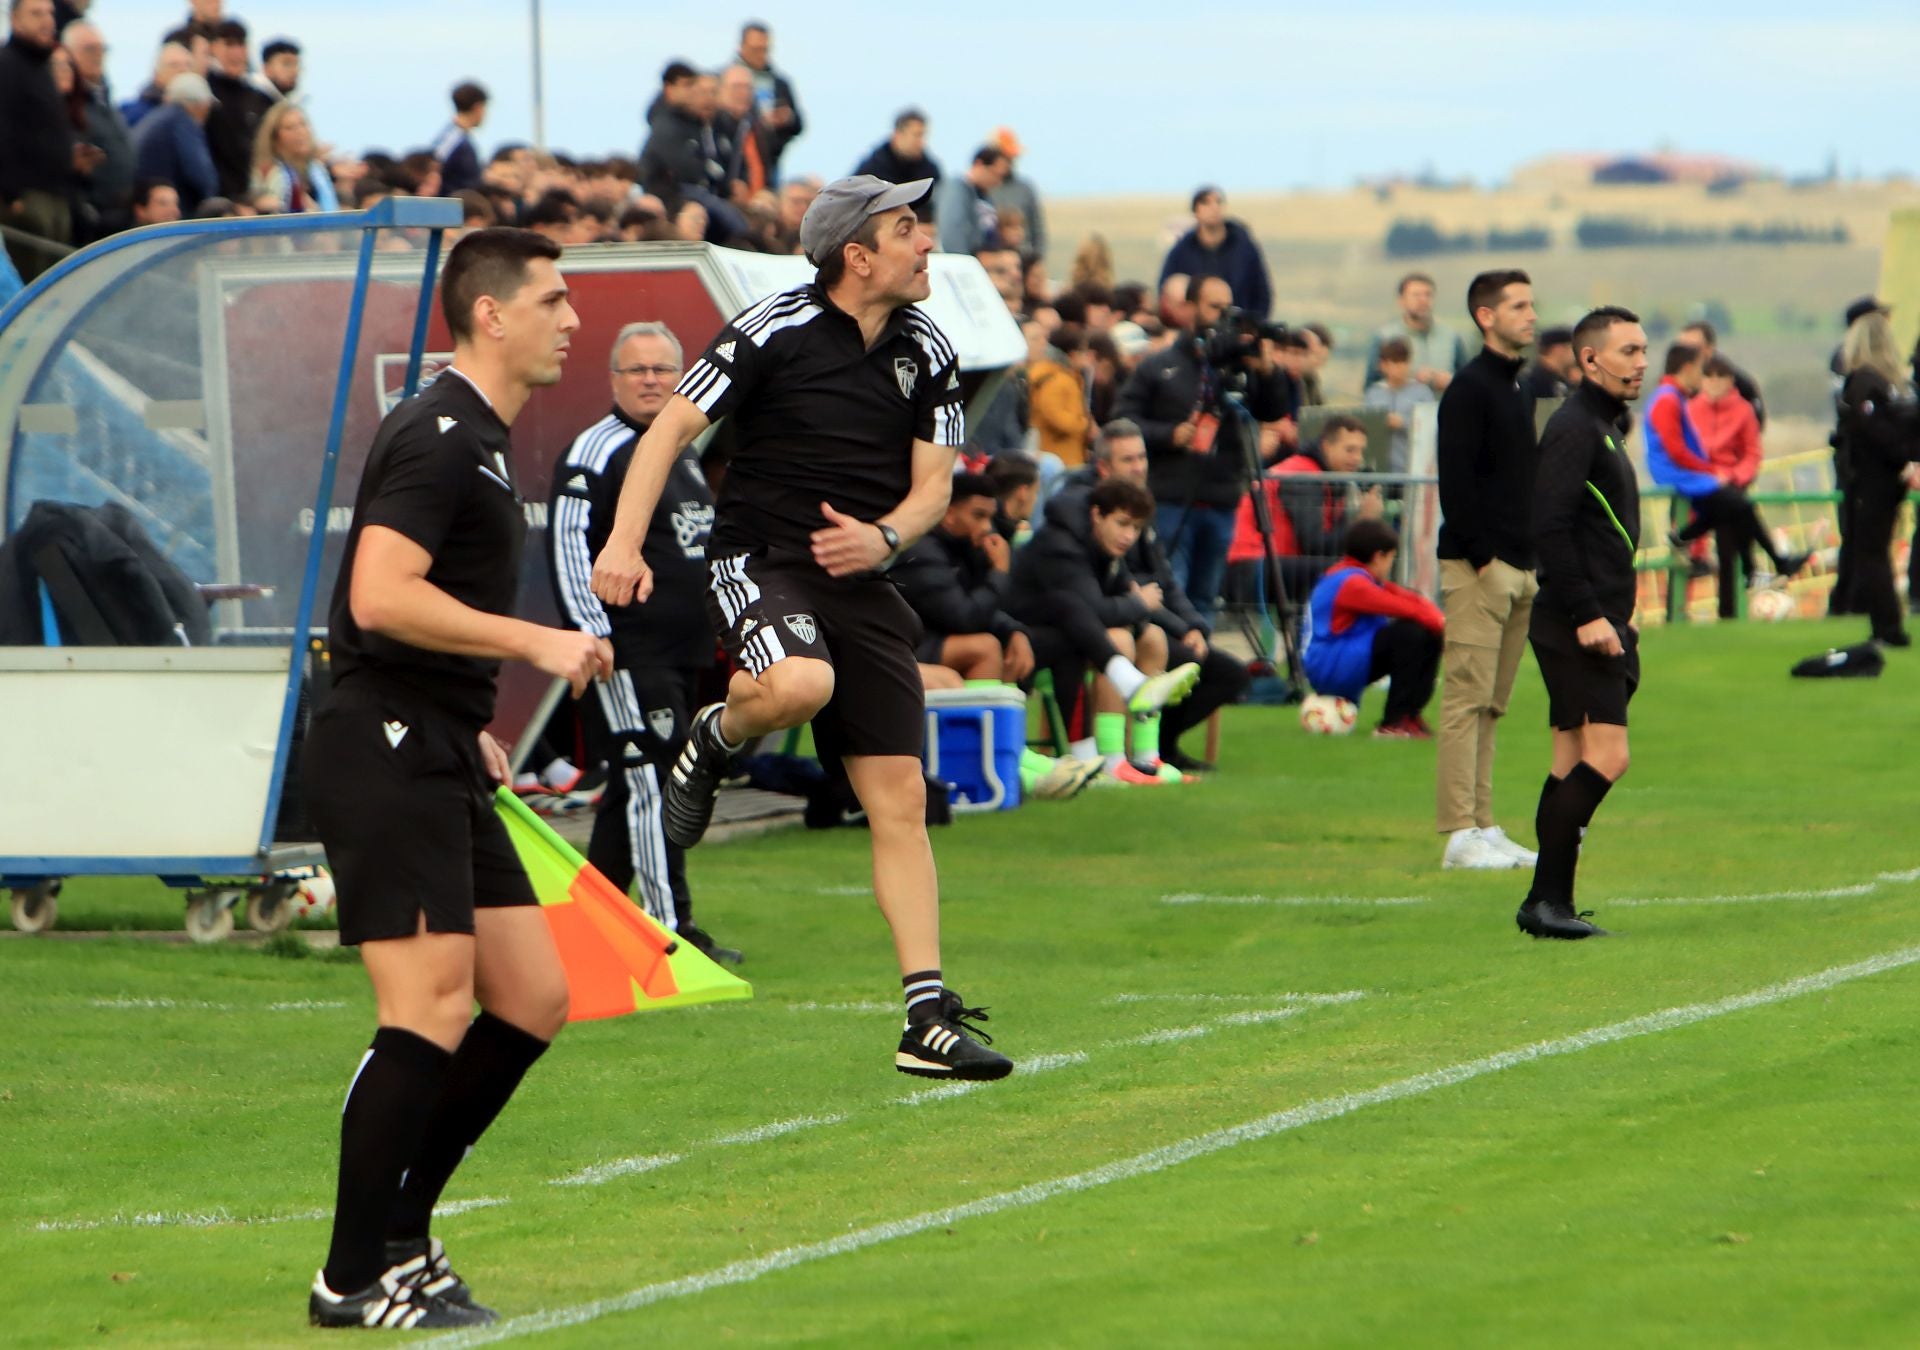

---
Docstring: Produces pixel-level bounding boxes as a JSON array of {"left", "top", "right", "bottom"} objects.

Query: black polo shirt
[
  {"left": 327, "top": 370, "right": 526, "bottom": 729},
  {"left": 675, "top": 282, "right": 965, "bottom": 561}
]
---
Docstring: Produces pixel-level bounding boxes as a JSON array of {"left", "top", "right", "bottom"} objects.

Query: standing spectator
[
  {"left": 204, "top": 18, "right": 273, "bottom": 200},
  {"left": 63, "top": 19, "right": 134, "bottom": 239},
  {"left": 1028, "top": 324, "right": 1094, "bottom": 468},
  {"left": 120, "top": 40, "right": 191, "bottom": 129},
  {"left": 1158, "top": 273, "right": 1193, "bottom": 330},
  {"left": 1303, "top": 519, "right": 1445, "bottom": 739},
  {"left": 249, "top": 102, "right": 336, "bottom": 212},
  {"left": 1434, "top": 268, "right": 1539, "bottom": 872},
  {"left": 1157, "top": 186, "right": 1272, "bottom": 321},
  {"left": 129, "top": 176, "right": 180, "bottom": 225},
  {"left": 1071, "top": 233, "right": 1114, "bottom": 292},
  {"left": 1524, "top": 325, "right": 1579, "bottom": 399},
  {"left": 1, "top": 0, "right": 92, "bottom": 277},
  {"left": 433, "top": 81, "right": 488, "bottom": 194},
  {"left": 638, "top": 61, "right": 744, "bottom": 243},
  {"left": 1678, "top": 320, "right": 1764, "bottom": 428},
  {"left": 734, "top": 20, "right": 801, "bottom": 181},
  {"left": 714, "top": 64, "right": 770, "bottom": 200},
  {"left": 181, "top": 0, "right": 220, "bottom": 38},
  {"left": 1299, "top": 322, "right": 1334, "bottom": 406},
  {"left": 1114, "top": 274, "right": 1292, "bottom": 627},
  {"left": 986, "top": 126, "right": 1044, "bottom": 260},
  {"left": 770, "top": 175, "right": 816, "bottom": 252},
  {"left": 853, "top": 109, "right": 940, "bottom": 207},
  {"left": 932, "top": 145, "right": 1008, "bottom": 255},
  {"left": 1833, "top": 311, "right": 1919, "bottom": 644},
  {"left": 130, "top": 71, "right": 218, "bottom": 213},
  {"left": 251, "top": 37, "right": 301, "bottom": 105},
  {"left": 1364, "top": 272, "right": 1470, "bottom": 392},
  {"left": 162, "top": 23, "right": 211, "bottom": 76},
  {"left": 1363, "top": 337, "right": 1434, "bottom": 475}
]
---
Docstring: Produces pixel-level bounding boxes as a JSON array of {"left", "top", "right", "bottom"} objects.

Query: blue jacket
[
  {"left": 1302, "top": 562, "right": 1387, "bottom": 701},
  {"left": 1157, "top": 219, "right": 1273, "bottom": 319},
  {"left": 130, "top": 103, "right": 219, "bottom": 211},
  {"left": 1642, "top": 378, "right": 1720, "bottom": 498}
]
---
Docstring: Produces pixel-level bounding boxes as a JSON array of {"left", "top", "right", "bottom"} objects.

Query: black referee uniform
[
  {"left": 675, "top": 282, "right": 965, "bottom": 763},
  {"left": 549, "top": 405, "right": 714, "bottom": 929},
  {"left": 304, "top": 369, "right": 536, "bottom": 944}
]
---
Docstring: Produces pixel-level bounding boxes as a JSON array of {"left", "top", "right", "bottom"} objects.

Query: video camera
[{"left": 1194, "top": 306, "right": 1289, "bottom": 371}]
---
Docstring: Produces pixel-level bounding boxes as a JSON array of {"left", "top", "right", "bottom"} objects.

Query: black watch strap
[{"left": 876, "top": 522, "right": 901, "bottom": 556}]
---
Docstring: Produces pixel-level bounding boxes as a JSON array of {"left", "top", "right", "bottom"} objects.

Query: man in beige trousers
[{"left": 1434, "top": 269, "right": 1541, "bottom": 870}]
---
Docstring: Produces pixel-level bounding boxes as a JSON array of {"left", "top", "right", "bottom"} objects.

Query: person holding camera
[{"left": 1114, "top": 274, "right": 1294, "bottom": 627}]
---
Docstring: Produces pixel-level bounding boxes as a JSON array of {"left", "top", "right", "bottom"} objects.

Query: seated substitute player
[
  {"left": 1053, "top": 418, "right": 1250, "bottom": 772},
  {"left": 547, "top": 319, "right": 740, "bottom": 964},
  {"left": 589, "top": 175, "right": 1015, "bottom": 1080},
  {"left": 985, "top": 450, "right": 1040, "bottom": 542},
  {"left": 1522, "top": 305, "right": 1649, "bottom": 941},
  {"left": 1007, "top": 476, "right": 1202, "bottom": 784},
  {"left": 301, "top": 228, "right": 612, "bottom": 1329},
  {"left": 893, "top": 472, "right": 1103, "bottom": 798},
  {"left": 1302, "top": 518, "right": 1445, "bottom": 739}
]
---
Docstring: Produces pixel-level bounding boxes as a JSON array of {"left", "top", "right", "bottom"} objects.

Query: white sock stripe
[{"left": 340, "top": 1048, "right": 375, "bottom": 1115}]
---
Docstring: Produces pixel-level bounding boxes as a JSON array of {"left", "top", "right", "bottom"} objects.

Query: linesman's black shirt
[
  {"left": 548, "top": 405, "right": 715, "bottom": 669},
  {"left": 327, "top": 371, "right": 525, "bottom": 728},
  {"left": 675, "top": 282, "right": 966, "bottom": 562},
  {"left": 1531, "top": 379, "right": 1640, "bottom": 640}
]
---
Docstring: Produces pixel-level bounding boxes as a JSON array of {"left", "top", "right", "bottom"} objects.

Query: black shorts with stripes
[{"left": 705, "top": 551, "right": 926, "bottom": 764}]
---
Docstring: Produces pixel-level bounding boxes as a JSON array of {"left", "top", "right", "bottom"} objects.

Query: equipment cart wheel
[
  {"left": 245, "top": 882, "right": 297, "bottom": 934},
  {"left": 9, "top": 880, "right": 62, "bottom": 933},
  {"left": 184, "top": 889, "right": 239, "bottom": 944}
]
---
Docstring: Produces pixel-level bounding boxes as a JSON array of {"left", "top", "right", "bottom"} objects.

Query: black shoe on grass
[
  {"left": 1516, "top": 895, "right": 1607, "bottom": 940},
  {"left": 309, "top": 1251, "right": 495, "bottom": 1330},
  {"left": 895, "top": 990, "right": 1013, "bottom": 1080},
  {"left": 664, "top": 704, "right": 732, "bottom": 848},
  {"left": 679, "top": 923, "right": 744, "bottom": 965},
  {"left": 382, "top": 1237, "right": 479, "bottom": 1311}
]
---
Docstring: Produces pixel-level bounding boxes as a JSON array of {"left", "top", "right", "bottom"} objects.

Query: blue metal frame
[{"left": 0, "top": 199, "right": 460, "bottom": 884}]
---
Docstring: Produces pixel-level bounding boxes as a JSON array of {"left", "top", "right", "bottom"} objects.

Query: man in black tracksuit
[
  {"left": 1056, "top": 419, "right": 1250, "bottom": 770},
  {"left": 548, "top": 321, "right": 737, "bottom": 962},
  {"left": 1521, "top": 305, "right": 1649, "bottom": 941},
  {"left": 893, "top": 471, "right": 1035, "bottom": 683}
]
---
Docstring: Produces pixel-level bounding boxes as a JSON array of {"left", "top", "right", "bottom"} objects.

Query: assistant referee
[
  {"left": 591, "top": 175, "right": 1012, "bottom": 1082},
  {"left": 1521, "top": 305, "right": 1647, "bottom": 940}
]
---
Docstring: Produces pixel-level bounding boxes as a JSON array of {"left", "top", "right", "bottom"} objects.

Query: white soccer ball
[
  {"left": 287, "top": 866, "right": 335, "bottom": 920},
  {"left": 1299, "top": 694, "right": 1359, "bottom": 736},
  {"left": 1749, "top": 589, "right": 1794, "bottom": 622}
]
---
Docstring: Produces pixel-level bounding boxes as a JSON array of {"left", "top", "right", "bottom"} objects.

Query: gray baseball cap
[{"left": 799, "top": 175, "right": 932, "bottom": 267}]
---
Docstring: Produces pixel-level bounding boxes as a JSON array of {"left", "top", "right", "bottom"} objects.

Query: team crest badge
[
  {"left": 784, "top": 613, "right": 817, "bottom": 644},
  {"left": 893, "top": 357, "right": 918, "bottom": 399},
  {"left": 648, "top": 708, "right": 676, "bottom": 739}
]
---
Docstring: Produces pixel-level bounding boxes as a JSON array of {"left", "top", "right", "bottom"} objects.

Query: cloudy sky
[{"left": 102, "top": 0, "right": 1918, "bottom": 196}]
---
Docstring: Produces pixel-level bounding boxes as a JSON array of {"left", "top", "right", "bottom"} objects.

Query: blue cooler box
[{"left": 923, "top": 687, "right": 1026, "bottom": 812}]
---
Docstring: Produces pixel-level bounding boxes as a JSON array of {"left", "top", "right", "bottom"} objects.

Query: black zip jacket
[
  {"left": 1531, "top": 379, "right": 1640, "bottom": 634},
  {"left": 1436, "top": 347, "right": 1537, "bottom": 570},
  {"left": 1836, "top": 369, "right": 1920, "bottom": 478},
  {"left": 1046, "top": 478, "right": 1205, "bottom": 638},
  {"left": 1007, "top": 498, "right": 1148, "bottom": 632},
  {"left": 893, "top": 526, "right": 1024, "bottom": 643},
  {"left": 1114, "top": 342, "right": 1292, "bottom": 510},
  {"left": 0, "top": 36, "right": 76, "bottom": 200}
]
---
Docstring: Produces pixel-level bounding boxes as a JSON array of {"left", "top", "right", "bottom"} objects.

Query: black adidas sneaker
[
  {"left": 664, "top": 703, "right": 732, "bottom": 848},
  {"left": 383, "top": 1237, "right": 481, "bottom": 1311},
  {"left": 895, "top": 991, "right": 1014, "bottom": 1081},
  {"left": 308, "top": 1250, "right": 495, "bottom": 1330}
]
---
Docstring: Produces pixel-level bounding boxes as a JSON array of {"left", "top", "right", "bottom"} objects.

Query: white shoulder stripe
[
  {"left": 561, "top": 416, "right": 630, "bottom": 473},
  {"left": 903, "top": 310, "right": 958, "bottom": 370},
  {"left": 730, "top": 285, "right": 815, "bottom": 336},
  {"left": 747, "top": 303, "right": 823, "bottom": 347}
]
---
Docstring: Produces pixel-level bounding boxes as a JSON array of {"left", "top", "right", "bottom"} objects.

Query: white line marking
[
  {"left": 896, "top": 1082, "right": 980, "bottom": 1106},
  {"left": 1160, "top": 893, "right": 1431, "bottom": 907},
  {"left": 88, "top": 996, "right": 348, "bottom": 1012},
  {"left": 1107, "top": 991, "right": 1367, "bottom": 1007},
  {"left": 266, "top": 999, "right": 348, "bottom": 1011},
  {"left": 784, "top": 1000, "right": 897, "bottom": 1014},
  {"left": 1875, "top": 868, "right": 1920, "bottom": 883},
  {"left": 1126, "top": 1024, "right": 1212, "bottom": 1046},
  {"left": 813, "top": 885, "right": 871, "bottom": 897},
  {"left": 430, "top": 944, "right": 1920, "bottom": 1348},
  {"left": 1611, "top": 884, "right": 1876, "bottom": 907},
  {"left": 1019, "top": 1052, "right": 1089, "bottom": 1074},
  {"left": 34, "top": 1197, "right": 504, "bottom": 1234},
  {"left": 548, "top": 1154, "right": 684, "bottom": 1188},
  {"left": 707, "top": 1115, "right": 846, "bottom": 1147}
]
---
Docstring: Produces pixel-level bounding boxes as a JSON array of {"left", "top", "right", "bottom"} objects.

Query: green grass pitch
[{"left": 3, "top": 617, "right": 1917, "bottom": 1347}]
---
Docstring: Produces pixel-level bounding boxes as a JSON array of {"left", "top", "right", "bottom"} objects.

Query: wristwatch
[{"left": 875, "top": 522, "right": 902, "bottom": 568}]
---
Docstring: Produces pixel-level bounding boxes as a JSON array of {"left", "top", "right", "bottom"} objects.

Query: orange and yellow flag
[{"left": 494, "top": 787, "right": 751, "bottom": 1021}]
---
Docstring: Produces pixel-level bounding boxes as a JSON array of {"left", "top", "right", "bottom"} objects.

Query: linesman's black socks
[
  {"left": 1529, "top": 762, "right": 1614, "bottom": 904},
  {"left": 388, "top": 1012, "right": 552, "bottom": 1244},
  {"left": 322, "top": 1027, "right": 450, "bottom": 1294}
]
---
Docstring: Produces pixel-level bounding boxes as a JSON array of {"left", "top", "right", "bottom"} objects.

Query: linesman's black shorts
[
  {"left": 706, "top": 551, "right": 925, "bottom": 764},
  {"left": 1530, "top": 624, "right": 1639, "bottom": 731},
  {"left": 302, "top": 679, "right": 536, "bottom": 945}
]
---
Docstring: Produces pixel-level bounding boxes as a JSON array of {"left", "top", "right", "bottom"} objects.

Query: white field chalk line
[
  {"left": 432, "top": 944, "right": 1920, "bottom": 1348},
  {"left": 549, "top": 1154, "right": 683, "bottom": 1188},
  {"left": 1108, "top": 991, "right": 1367, "bottom": 1007},
  {"left": 89, "top": 996, "right": 346, "bottom": 1012},
  {"left": 1162, "top": 893, "right": 1430, "bottom": 907},
  {"left": 898, "top": 1052, "right": 1092, "bottom": 1105},
  {"left": 706, "top": 1115, "right": 847, "bottom": 1148},
  {"left": 1611, "top": 884, "right": 1877, "bottom": 907},
  {"left": 783, "top": 1000, "right": 897, "bottom": 1014},
  {"left": 813, "top": 885, "right": 871, "bottom": 896},
  {"left": 35, "top": 1196, "right": 504, "bottom": 1234}
]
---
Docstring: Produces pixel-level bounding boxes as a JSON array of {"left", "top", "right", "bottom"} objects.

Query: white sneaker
[
  {"left": 1441, "top": 827, "right": 1525, "bottom": 870},
  {"left": 1480, "top": 825, "right": 1538, "bottom": 867}
]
